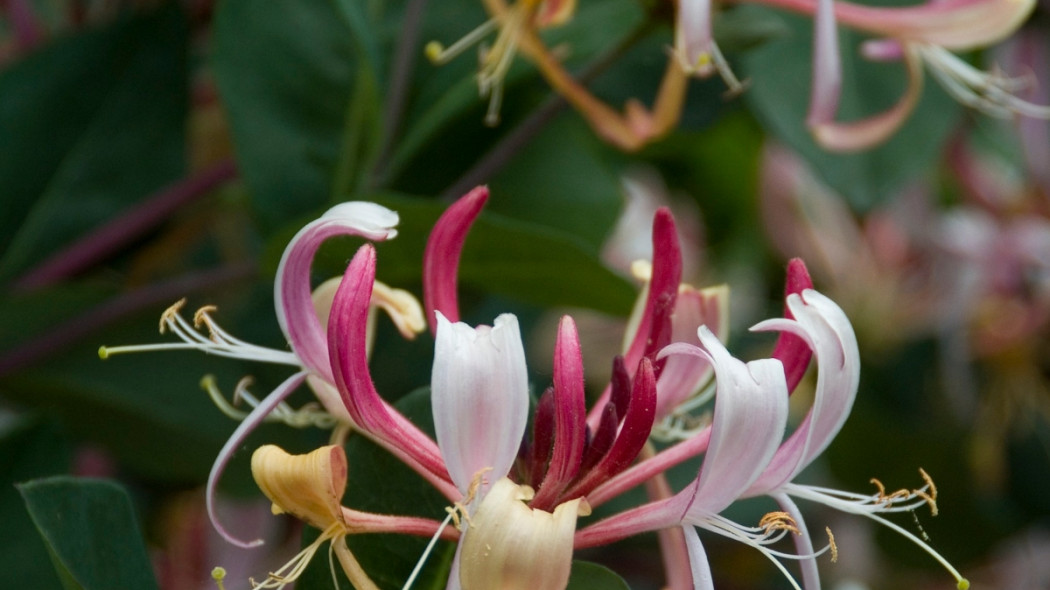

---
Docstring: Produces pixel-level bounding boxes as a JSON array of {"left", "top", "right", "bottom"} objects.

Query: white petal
[
  {"left": 748, "top": 289, "right": 860, "bottom": 492},
  {"left": 685, "top": 327, "right": 789, "bottom": 517},
  {"left": 432, "top": 312, "right": 529, "bottom": 496}
]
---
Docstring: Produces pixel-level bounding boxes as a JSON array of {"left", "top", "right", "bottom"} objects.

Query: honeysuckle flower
[
  {"left": 112, "top": 185, "right": 966, "bottom": 590},
  {"left": 424, "top": 0, "right": 577, "bottom": 125},
  {"left": 98, "top": 201, "right": 429, "bottom": 547},
  {"left": 797, "top": 0, "right": 1049, "bottom": 151},
  {"left": 577, "top": 287, "right": 970, "bottom": 590}
]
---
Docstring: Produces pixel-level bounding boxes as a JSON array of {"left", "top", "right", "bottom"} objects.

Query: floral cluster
[
  {"left": 104, "top": 188, "right": 970, "bottom": 589},
  {"left": 427, "top": 0, "right": 1048, "bottom": 152}
]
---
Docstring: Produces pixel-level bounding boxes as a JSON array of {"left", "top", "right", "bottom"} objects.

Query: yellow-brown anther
[
  {"left": 159, "top": 299, "right": 187, "bottom": 332},
  {"left": 826, "top": 527, "right": 838, "bottom": 563},
  {"left": 251, "top": 445, "right": 348, "bottom": 531},
  {"left": 758, "top": 511, "right": 800, "bottom": 536}
]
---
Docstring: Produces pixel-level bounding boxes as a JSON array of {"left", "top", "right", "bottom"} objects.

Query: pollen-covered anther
[
  {"left": 916, "top": 468, "right": 939, "bottom": 516},
  {"left": 159, "top": 298, "right": 187, "bottom": 333},
  {"left": 759, "top": 511, "right": 800, "bottom": 535},
  {"left": 447, "top": 467, "right": 494, "bottom": 531},
  {"left": 870, "top": 470, "right": 940, "bottom": 515},
  {"left": 826, "top": 526, "right": 838, "bottom": 563}
]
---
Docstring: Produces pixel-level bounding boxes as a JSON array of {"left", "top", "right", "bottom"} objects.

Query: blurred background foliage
[{"left": 1, "top": 0, "right": 1049, "bottom": 588}]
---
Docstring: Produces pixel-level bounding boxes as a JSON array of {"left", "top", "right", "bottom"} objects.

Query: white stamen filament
[
  {"left": 783, "top": 482, "right": 970, "bottom": 588},
  {"left": 425, "top": 18, "right": 500, "bottom": 65},
  {"left": 201, "top": 375, "right": 337, "bottom": 429},
  {"left": 919, "top": 44, "right": 1050, "bottom": 119},
  {"left": 402, "top": 511, "right": 457, "bottom": 590},
  {"left": 99, "top": 301, "right": 299, "bottom": 366}
]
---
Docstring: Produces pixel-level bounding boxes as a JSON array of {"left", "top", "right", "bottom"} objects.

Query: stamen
[
  {"left": 784, "top": 481, "right": 969, "bottom": 588},
  {"left": 402, "top": 511, "right": 457, "bottom": 590},
  {"left": 919, "top": 44, "right": 1050, "bottom": 120},
  {"left": 251, "top": 522, "right": 345, "bottom": 589},
  {"left": 212, "top": 567, "right": 227, "bottom": 590},
  {"left": 708, "top": 43, "right": 747, "bottom": 97},
  {"left": 160, "top": 299, "right": 187, "bottom": 332},
  {"left": 99, "top": 300, "right": 300, "bottom": 365},
  {"left": 201, "top": 375, "right": 338, "bottom": 429},
  {"left": 759, "top": 511, "right": 800, "bottom": 536},
  {"left": 425, "top": 18, "right": 499, "bottom": 65},
  {"left": 668, "top": 42, "right": 747, "bottom": 96},
  {"left": 649, "top": 410, "right": 711, "bottom": 442},
  {"left": 826, "top": 527, "right": 837, "bottom": 563}
]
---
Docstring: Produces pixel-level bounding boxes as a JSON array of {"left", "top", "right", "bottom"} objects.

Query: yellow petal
[
  {"left": 251, "top": 445, "right": 347, "bottom": 531},
  {"left": 460, "top": 477, "right": 590, "bottom": 590}
]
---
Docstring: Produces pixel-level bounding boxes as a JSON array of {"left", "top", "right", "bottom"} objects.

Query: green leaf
[
  {"left": 212, "top": 0, "right": 363, "bottom": 227},
  {"left": 741, "top": 5, "right": 960, "bottom": 210},
  {"left": 302, "top": 193, "right": 636, "bottom": 316},
  {"left": 331, "top": 0, "right": 385, "bottom": 84},
  {"left": 0, "top": 418, "right": 71, "bottom": 590},
  {"left": 487, "top": 115, "right": 624, "bottom": 250},
  {"left": 18, "top": 476, "right": 158, "bottom": 590},
  {"left": 566, "top": 560, "right": 632, "bottom": 589},
  {"left": 0, "top": 4, "right": 188, "bottom": 281}
]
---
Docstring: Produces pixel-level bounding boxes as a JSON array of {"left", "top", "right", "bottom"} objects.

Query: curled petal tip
[{"left": 423, "top": 187, "right": 489, "bottom": 331}]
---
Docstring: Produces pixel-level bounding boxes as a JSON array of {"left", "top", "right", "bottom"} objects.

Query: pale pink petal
[
  {"left": 747, "top": 290, "right": 860, "bottom": 493},
  {"left": 673, "top": 327, "right": 789, "bottom": 518},
  {"left": 275, "top": 202, "right": 399, "bottom": 380},
  {"left": 207, "top": 371, "right": 307, "bottom": 548},
  {"left": 432, "top": 312, "right": 529, "bottom": 496},
  {"left": 653, "top": 284, "right": 726, "bottom": 420},
  {"left": 423, "top": 186, "right": 489, "bottom": 332},
  {"left": 811, "top": 46, "right": 923, "bottom": 152},
  {"left": 775, "top": 493, "right": 821, "bottom": 590},
  {"left": 835, "top": 0, "right": 1036, "bottom": 50},
  {"left": 807, "top": 0, "right": 842, "bottom": 128},
  {"left": 683, "top": 525, "right": 715, "bottom": 590},
  {"left": 675, "top": 0, "right": 714, "bottom": 73}
]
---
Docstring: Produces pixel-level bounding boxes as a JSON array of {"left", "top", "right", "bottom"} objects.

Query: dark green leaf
[
  {"left": 18, "top": 476, "right": 158, "bottom": 590},
  {"left": 212, "top": 0, "right": 362, "bottom": 227},
  {"left": 0, "top": 5, "right": 188, "bottom": 282},
  {"left": 488, "top": 115, "right": 624, "bottom": 250},
  {"left": 566, "top": 560, "right": 632, "bottom": 590},
  {"left": 0, "top": 418, "right": 71, "bottom": 590}
]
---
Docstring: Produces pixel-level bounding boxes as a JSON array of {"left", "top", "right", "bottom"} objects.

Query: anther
[
  {"left": 826, "top": 527, "right": 837, "bottom": 563},
  {"left": 759, "top": 511, "right": 800, "bottom": 535},
  {"left": 159, "top": 299, "right": 187, "bottom": 333}
]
